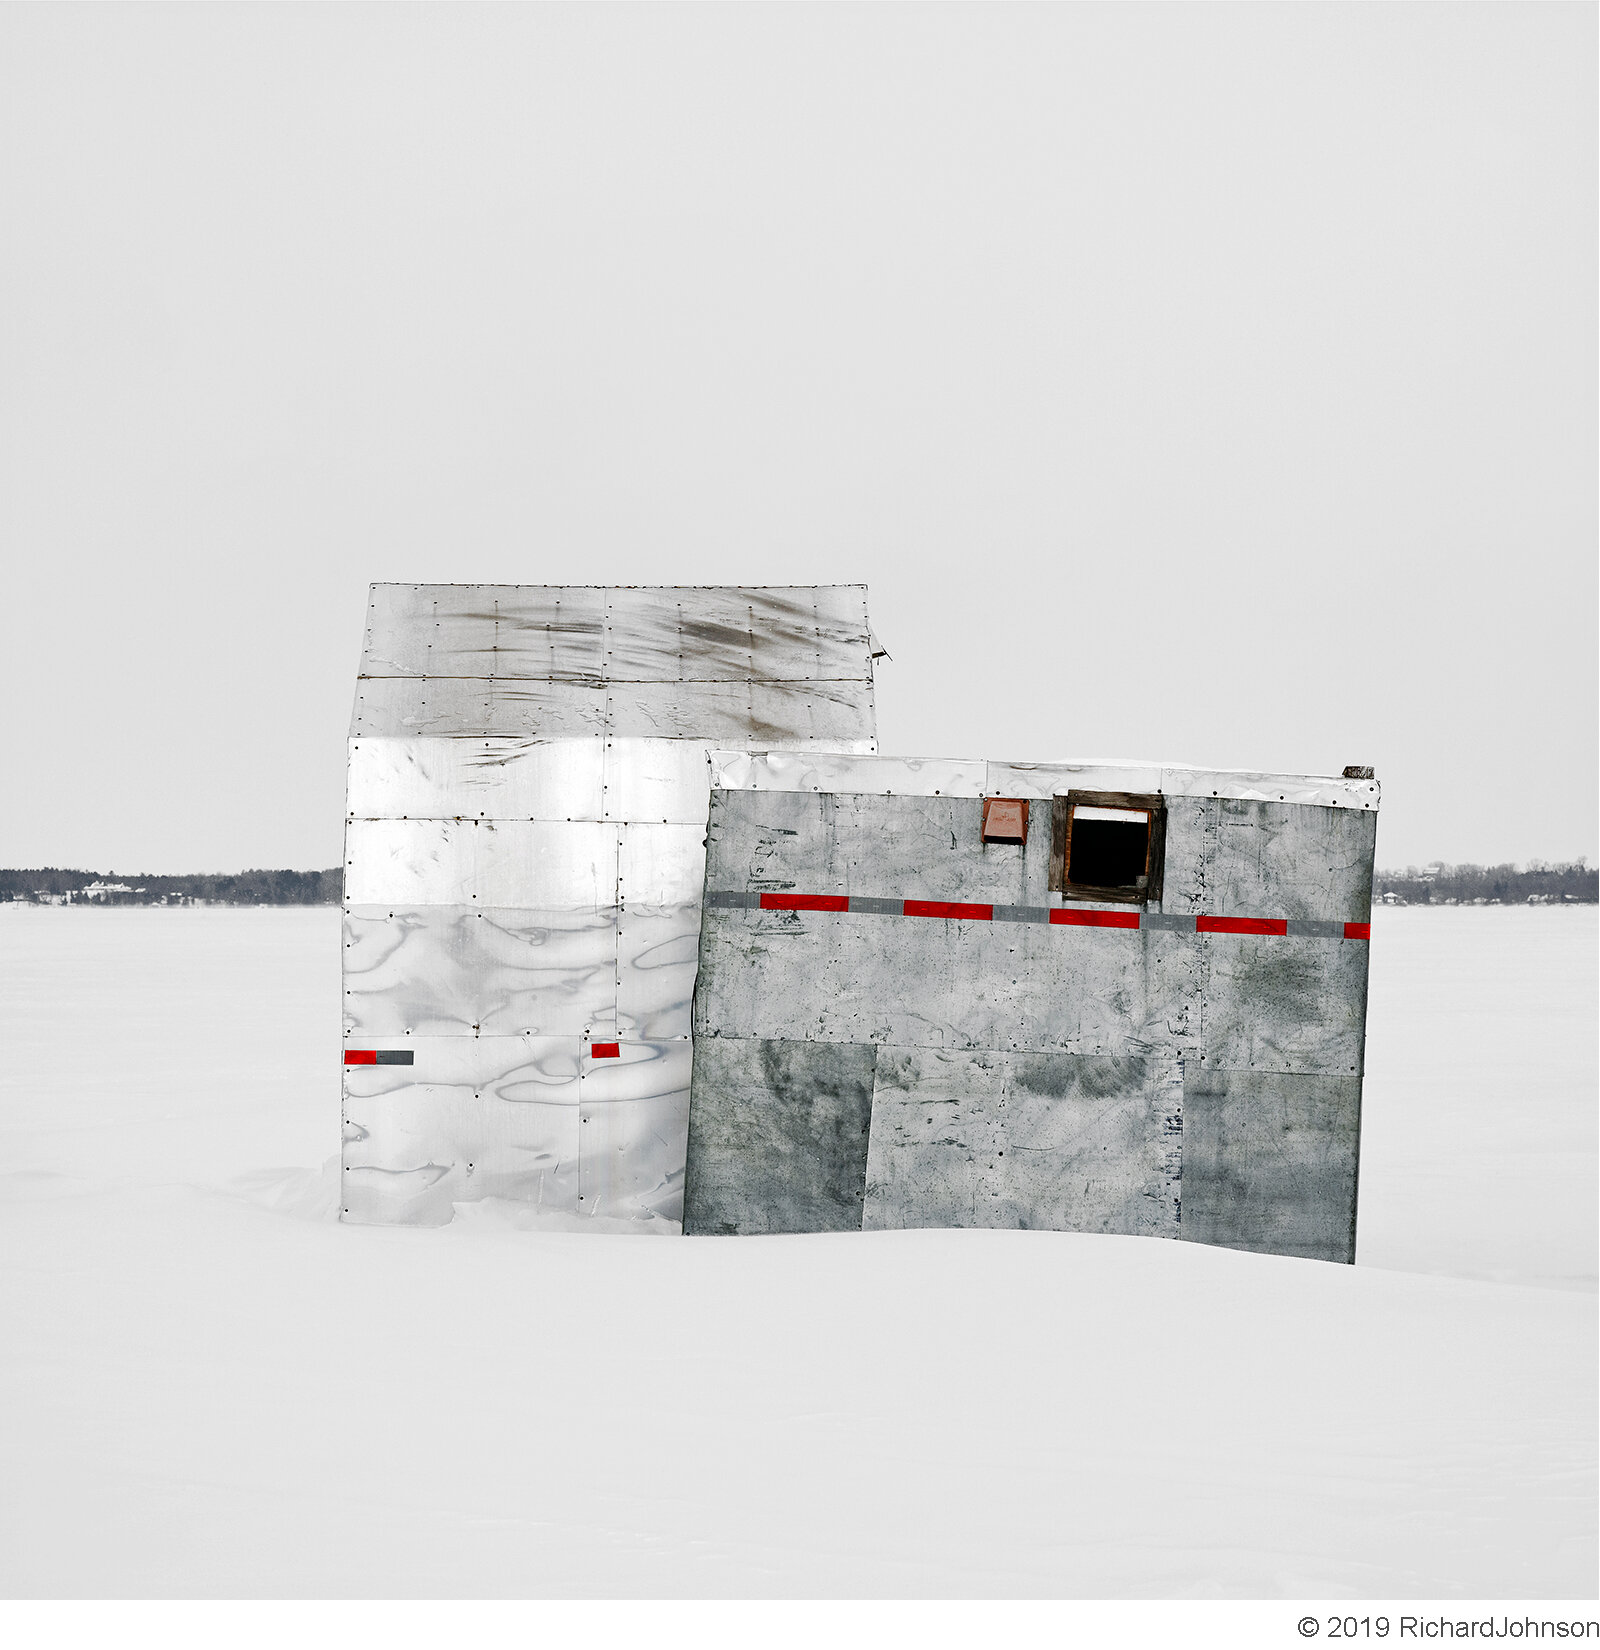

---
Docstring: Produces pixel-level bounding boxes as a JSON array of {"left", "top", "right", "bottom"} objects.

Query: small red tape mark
[
  {"left": 1049, "top": 908, "right": 1140, "bottom": 929},
  {"left": 590, "top": 1042, "right": 621, "bottom": 1058},
  {"left": 903, "top": 900, "right": 994, "bottom": 921},
  {"left": 759, "top": 893, "right": 850, "bottom": 912},
  {"left": 1197, "top": 915, "right": 1289, "bottom": 936},
  {"left": 1344, "top": 921, "right": 1371, "bottom": 940},
  {"left": 343, "top": 1050, "right": 377, "bottom": 1065}
]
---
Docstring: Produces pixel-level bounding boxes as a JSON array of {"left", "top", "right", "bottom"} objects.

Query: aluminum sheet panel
[
  {"left": 345, "top": 819, "right": 618, "bottom": 910},
  {"left": 713, "top": 750, "right": 986, "bottom": 797},
  {"left": 350, "top": 677, "right": 494, "bottom": 739},
  {"left": 359, "top": 583, "right": 437, "bottom": 677},
  {"left": 616, "top": 904, "right": 700, "bottom": 1041},
  {"left": 428, "top": 586, "right": 605, "bottom": 679},
  {"left": 861, "top": 1048, "right": 1181, "bottom": 1237},
  {"left": 1180, "top": 1069, "right": 1362, "bottom": 1262},
  {"left": 344, "top": 819, "right": 477, "bottom": 907},
  {"left": 343, "top": 905, "right": 618, "bottom": 1038},
  {"left": 347, "top": 737, "right": 606, "bottom": 822},
  {"left": 577, "top": 1039, "right": 693, "bottom": 1223},
  {"left": 475, "top": 820, "right": 619, "bottom": 910},
  {"left": 483, "top": 678, "right": 611, "bottom": 739},
  {"left": 343, "top": 1036, "right": 584, "bottom": 1225},
  {"left": 602, "top": 738, "right": 711, "bottom": 825},
  {"left": 619, "top": 822, "right": 707, "bottom": 909}
]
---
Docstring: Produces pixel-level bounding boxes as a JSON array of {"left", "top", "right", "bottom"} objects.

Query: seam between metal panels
[{"left": 704, "top": 890, "right": 1371, "bottom": 940}]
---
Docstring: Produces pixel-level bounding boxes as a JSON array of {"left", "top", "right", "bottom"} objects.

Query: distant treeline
[
  {"left": 2, "top": 867, "right": 343, "bottom": 905},
  {"left": 1375, "top": 860, "right": 1595, "bottom": 905}
]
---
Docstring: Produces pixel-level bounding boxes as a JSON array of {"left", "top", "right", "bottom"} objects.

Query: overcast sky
[{"left": 2, "top": 3, "right": 1593, "bottom": 874}]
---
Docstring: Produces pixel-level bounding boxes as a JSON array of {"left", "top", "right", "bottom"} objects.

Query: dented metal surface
[
  {"left": 343, "top": 584, "right": 879, "bottom": 1228},
  {"left": 683, "top": 757, "right": 1379, "bottom": 1262}
]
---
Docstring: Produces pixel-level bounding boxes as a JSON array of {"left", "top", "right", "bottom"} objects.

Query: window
[{"left": 1051, "top": 790, "right": 1166, "bottom": 905}]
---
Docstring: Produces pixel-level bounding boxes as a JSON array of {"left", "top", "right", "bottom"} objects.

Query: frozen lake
[{"left": 0, "top": 904, "right": 1593, "bottom": 1596}]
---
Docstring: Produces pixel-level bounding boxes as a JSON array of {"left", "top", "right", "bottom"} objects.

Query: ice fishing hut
[
  {"left": 341, "top": 584, "right": 879, "bottom": 1226},
  {"left": 682, "top": 752, "right": 1379, "bottom": 1261}
]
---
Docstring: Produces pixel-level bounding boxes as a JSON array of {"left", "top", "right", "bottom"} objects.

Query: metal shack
[
  {"left": 341, "top": 584, "right": 879, "bottom": 1227},
  {"left": 683, "top": 751, "right": 1379, "bottom": 1262}
]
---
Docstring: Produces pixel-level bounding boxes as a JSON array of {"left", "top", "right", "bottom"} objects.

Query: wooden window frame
[{"left": 1050, "top": 790, "right": 1167, "bottom": 906}]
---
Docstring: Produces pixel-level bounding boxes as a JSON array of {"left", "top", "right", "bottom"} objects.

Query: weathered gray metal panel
[
  {"left": 1200, "top": 934, "right": 1370, "bottom": 1076},
  {"left": 1180, "top": 1068, "right": 1362, "bottom": 1262},
  {"left": 682, "top": 1038, "right": 877, "bottom": 1235},
  {"left": 702, "top": 788, "right": 1053, "bottom": 905},
  {"left": 862, "top": 1047, "right": 1182, "bottom": 1237},
  {"left": 343, "top": 905, "right": 618, "bottom": 1039},
  {"left": 1207, "top": 799, "right": 1378, "bottom": 922},
  {"left": 693, "top": 904, "right": 1207, "bottom": 1058}
]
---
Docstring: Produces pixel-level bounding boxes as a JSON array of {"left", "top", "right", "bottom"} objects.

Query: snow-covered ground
[{"left": 0, "top": 905, "right": 1593, "bottom": 1597}]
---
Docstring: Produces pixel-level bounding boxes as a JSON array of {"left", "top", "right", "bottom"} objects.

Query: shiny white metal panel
[
  {"left": 343, "top": 819, "right": 477, "bottom": 907},
  {"left": 616, "top": 904, "right": 700, "bottom": 1041},
  {"left": 619, "top": 822, "right": 707, "bottom": 909},
  {"left": 346, "top": 737, "right": 607, "bottom": 822},
  {"left": 602, "top": 738, "right": 711, "bottom": 824},
  {"left": 577, "top": 1040, "right": 694, "bottom": 1223},
  {"left": 474, "top": 820, "right": 619, "bottom": 910},
  {"left": 343, "top": 905, "right": 618, "bottom": 1038}
]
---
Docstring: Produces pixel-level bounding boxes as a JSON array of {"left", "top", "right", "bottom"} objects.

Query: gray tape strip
[
  {"left": 1141, "top": 913, "right": 1198, "bottom": 932},
  {"left": 848, "top": 896, "right": 904, "bottom": 915},
  {"left": 1285, "top": 919, "right": 1345, "bottom": 939},
  {"left": 373, "top": 1049, "right": 415, "bottom": 1066},
  {"left": 706, "top": 890, "right": 761, "bottom": 909},
  {"left": 991, "top": 904, "right": 1050, "bottom": 924}
]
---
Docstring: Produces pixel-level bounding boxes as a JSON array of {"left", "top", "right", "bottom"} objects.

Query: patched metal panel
[
  {"left": 682, "top": 1038, "right": 877, "bottom": 1234},
  {"left": 1201, "top": 934, "right": 1370, "bottom": 1076},
  {"left": 693, "top": 903, "right": 1207, "bottom": 1057},
  {"left": 343, "top": 905, "right": 618, "bottom": 1039},
  {"left": 703, "top": 788, "right": 1054, "bottom": 906},
  {"left": 1207, "top": 799, "right": 1378, "bottom": 921},
  {"left": 1180, "top": 1069, "right": 1363, "bottom": 1262},
  {"left": 576, "top": 1040, "right": 693, "bottom": 1222},
  {"left": 861, "top": 1048, "right": 1182, "bottom": 1237}
]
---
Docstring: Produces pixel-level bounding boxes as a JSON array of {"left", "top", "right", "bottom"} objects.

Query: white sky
[{"left": 1, "top": 3, "right": 1593, "bottom": 874}]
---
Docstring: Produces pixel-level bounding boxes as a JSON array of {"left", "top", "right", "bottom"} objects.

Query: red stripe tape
[
  {"left": 903, "top": 900, "right": 993, "bottom": 921},
  {"left": 343, "top": 1050, "right": 376, "bottom": 1065},
  {"left": 759, "top": 893, "right": 851, "bottom": 912},
  {"left": 1344, "top": 921, "right": 1371, "bottom": 941},
  {"left": 1049, "top": 908, "right": 1141, "bottom": 929},
  {"left": 1197, "top": 915, "right": 1289, "bottom": 936},
  {"left": 590, "top": 1042, "right": 621, "bottom": 1058}
]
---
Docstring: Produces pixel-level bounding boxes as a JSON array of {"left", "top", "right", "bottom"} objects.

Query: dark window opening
[{"left": 1051, "top": 791, "right": 1166, "bottom": 906}]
